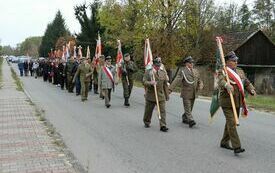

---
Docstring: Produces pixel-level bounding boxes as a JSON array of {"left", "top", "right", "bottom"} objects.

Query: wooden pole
[
  {"left": 216, "top": 37, "right": 239, "bottom": 126},
  {"left": 152, "top": 71, "right": 161, "bottom": 120}
]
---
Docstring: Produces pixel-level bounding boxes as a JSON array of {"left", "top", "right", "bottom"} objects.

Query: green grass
[
  {"left": 10, "top": 67, "right": 24, "bottom": 91},
  {"left": 0, "top": 57, "right": 3, "bottom": 88},
  {"left": 246, "top": 95, "right": 275, "bottom": 112}
]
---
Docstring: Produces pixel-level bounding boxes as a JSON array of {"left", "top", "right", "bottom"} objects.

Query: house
[{"left": 220, "top": 30, "right": 275, "bottom": 94}]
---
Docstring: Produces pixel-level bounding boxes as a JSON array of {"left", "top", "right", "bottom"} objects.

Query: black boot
[
  {"left": 124, "top": 97, "right": 130, "bottom": 106},
  {"left": 94, "top": 84, "right": 98, "bottom": 94}
]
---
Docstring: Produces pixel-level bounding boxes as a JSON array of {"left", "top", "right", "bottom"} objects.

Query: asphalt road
[{"left": 13, "top": 65, "right": 275, "bottom": 173}]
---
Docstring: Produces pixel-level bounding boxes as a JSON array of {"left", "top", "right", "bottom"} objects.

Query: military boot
[{"left": 124, "top": 97, "right": 130, "bottom": 107}]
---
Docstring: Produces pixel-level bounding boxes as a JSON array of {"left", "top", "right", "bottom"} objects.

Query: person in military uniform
[
  {"left": 143, "top": 57, "right": 169, "bottom": 132},
  {"left": 73, "top": 57, "right": 93, "bottom": 101},
  {"left": 98, "top": 56, "right": 117, "bottom": 108},
  {"left": 64, "top": 56, "right": 76, "bottom": 93},
  {"left": 91, "top": 57, "right": 99, "bottom": 94},
  {"left": 218, "top": 51, "right": 256, "bottom": 154},
  {"left": 120, "top": 53, "right": 138, "bottom": 106},
  {"left": 169, "top": 56, "right": 203, "bottom": 128},
  {"left": 98, "top": 55, "right": 106, "bottom": 99},
  {"left": 58, "top": 59, "right": 66, "bottom": 90}
]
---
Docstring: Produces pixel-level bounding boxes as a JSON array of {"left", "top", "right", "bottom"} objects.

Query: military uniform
[
  {"left": 143, "top": 61, "right": 169, "bottom": 132},
  {"left": 98, "top": 56, "right": 106, "bottom": 99},
  {"left": 121, "top": 58, "right": 138, "bottom": 106},
  {"left": 218, "top": 51, "right": 255, "bottom": 153},
  {"left": 98, "top": 56, "right": 116, "bottom": 107},
  {"left": 218, "top": 68, "right": 255, "bottom": 150},
  {"left": 65, "top": 58, "right": 75, "bottom": 93},
  {"left": 169, "top": 56, "right": 203, "bottom": 127},
  {"left": 73, "top": 59, "right": 93, "bottom": 101}
]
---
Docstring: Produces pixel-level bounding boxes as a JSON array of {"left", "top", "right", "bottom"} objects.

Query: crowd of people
[{"left": 17, "top": 51, "right": 256, "bottom": 154}]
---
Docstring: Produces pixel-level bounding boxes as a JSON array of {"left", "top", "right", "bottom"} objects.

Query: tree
[
  {"left": 238, "top": 2, "right": 253, "bottom": 30},
  {"left": 74, "top": 1, "right": 103, "bottom": 56},
  {"left": 39, "top": 10, "right": 70, "bottom": 57},
  {"left": 20, "top": 36, "right": 42, "bottom": 57}
]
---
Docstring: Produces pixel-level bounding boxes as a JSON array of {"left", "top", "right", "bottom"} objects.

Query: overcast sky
[{"left": 0, "top": 0, "right": 255, "bottom": 47}]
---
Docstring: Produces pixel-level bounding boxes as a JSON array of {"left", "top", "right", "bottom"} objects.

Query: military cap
[
  {"left": 224, "top": 51, "right": 238, "bottom": 61},
  {"left": 183, "top": 56, "right": 194, "bottom": 63},
  {"left": 124, "top": 53, "right": 130, "bottom": 58},
  {"left": 99, "top": 55, "right": 105, "bottom": 59},
  {"left": 105, "top": 56, "right": 112, "bottom": 61}
]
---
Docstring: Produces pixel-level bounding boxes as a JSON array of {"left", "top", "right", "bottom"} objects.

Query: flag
[
  {"left": 73, "top": 46, "right": 77, "bottom": 58},
  {"left": 61, "top": 45, "right": 66, "bottom": 60},
  {"left": 144, "top": 38, "right": 153, "bottom": 69},
  {"left": 116, "top": 40, "right": 123, "bottom": 78},
  {"left": 209, "top": 46, "right": 222, "bottom": 119},
  {"left": 94, "top": 33, "right": 102, "bottom": 65},
  {"left": 78, "top": 45, "right": 82, "bottom": 58},
  {"left": 86, "top": 46, "right": 90, "bottom": 59}
]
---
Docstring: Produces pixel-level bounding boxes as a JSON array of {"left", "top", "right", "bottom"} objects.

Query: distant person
[
  {"left": 32, "top": 60, "right": 39, "bottom": 79},
  {"left": 73, "top": 57, "right": 93, "bottom": 101},
  {"left": 119, "top": 53, "right": 138, "bottom": 107},
  {"left": 29, "top": 60, "right": 34, "bottom": 76},
  {"left": 23, "top": 60, "right": 29, "bottom": 76},
  {"left": 18, "top": 60, "right": 24, "bottom": 77},
  {"left": 99, "top": 56, "right": 117, "bottom": 108}
]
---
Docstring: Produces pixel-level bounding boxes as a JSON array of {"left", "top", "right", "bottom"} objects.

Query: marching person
[
  {"left": 32, "top": 60, "right": 39, "bottom": 79},
  {"left": 169, "top": 56, "right": 203, "bottom": 128},
  {"left": 98, "top": 55, "right": 106, "bottom": 99},
  {"left": 120, "top": 53, "right": 138, "bottom": 106},
  {"left": 218, "top": 51, "right": 256, "bottom": 154},
  {"left": 143, "top": 57, "right": 169, "bottom": 132},
  {"left": 73, "top": 57, "right": 93, "bottom": 102},
  {"left": 58, "top": 59, "right": 66, "bottom": 90},
  {"left": 64, "top": 56, "right": 76, "bottom": 93},
  {"left": 99, "top": 56, "right": 117, "bottom": 108}
]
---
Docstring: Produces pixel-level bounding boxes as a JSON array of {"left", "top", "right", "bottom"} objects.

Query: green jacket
[
  {"left": 121, "top": 60, "right": 138, "bottom": 81},
  {"left": 143, "top": 65, "right": 169, "bottom": 102},
  {"left": 169, "top": 66, "right": 202, "bottom": 99},
  {"left": 73, "top": 63, "right": 93, "bottom": 82},
  {"left": 218, "top": 67, "right": 255, "bottom": 107}
]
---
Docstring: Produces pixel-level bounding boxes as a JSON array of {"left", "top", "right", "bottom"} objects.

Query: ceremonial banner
[
  {"left": 94, "top": 33, "right": 102, "bottom": 65},
  {"left": 116, "top": 40, "right": 123, "bottom": 78}
]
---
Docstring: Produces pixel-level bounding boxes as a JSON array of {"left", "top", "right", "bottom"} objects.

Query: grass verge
[
  {"left": 10, "top": 67, "right": 24, "bottom": 91},
  {"left": 0, "top": 57, "right": 3, "bottom": 88},
  {"left": 246, "top": 95, "right": 275, "bottom": 112}
]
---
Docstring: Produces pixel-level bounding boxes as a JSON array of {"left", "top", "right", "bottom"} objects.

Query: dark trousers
[
  {"left": 143, "top": 100, "right": 166, "bottom": 127},
  {"left": 122, "top": 78, "right": 133, "bottom": 98},
  {"left": 103, "top": 89, "right": 112, "bottom": 105},
  {"left": 75, "top": 77, "right": 81, "bottom": 94}
]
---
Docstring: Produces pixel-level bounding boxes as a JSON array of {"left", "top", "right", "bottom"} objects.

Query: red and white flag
[
  {"left": 65, "top": 42, "right": 70, "bottom": 62},
  {"left": 61, "top": 45, "right": 66, "bottom": 60},
  {"left": 116, "top": 40, "right": 123, "bottom": 78},
  {"left": 86, "top": 46, "right": 90, "bottom": 59},
  {"left": 78, "top": 45, "right": 82, "bottom": 58},
  {"left": 226, "top": 67, "right": 248, "bottom": 116},
  {"left": 144, "top": 38, "right": 153, "bottom": 69},
  {"left": 73, "top": 46, "right": 77, "bottom": 58},
  {"left": 94, "top": 33, "right": 102, "bottom": 65}
]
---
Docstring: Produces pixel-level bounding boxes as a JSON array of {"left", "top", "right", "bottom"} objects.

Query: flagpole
[
  {"left": 216, "top": 37, "right": 239, "bottom": 126},
  {"left": 146, "top": 39, "right": 161, "bottom": 120}
]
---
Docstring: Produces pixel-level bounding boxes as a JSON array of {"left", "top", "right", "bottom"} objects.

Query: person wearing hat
[
  {"left": 98, "top": 55, "right": 106, "bottom": 99},
  {"left": 99, "top": 56, "right": 117, "bottom": 108},
  {"left": 169, "top": 56, "right": 203, "bottom": 128},
  {"left": 143, "top": 56, "right": 170, "bottom": 132},
  {"left": 73, "top": 57, "right": 93, "bottom": 102},
  {"left": 120, "top": 53, "right": 138, "bottom": 106},
  {"left": 217, "top": 51, "right": 256, "bottom": 154},
  {"left": 65, "top": 56, "right": 76, "bottom": 93}
]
